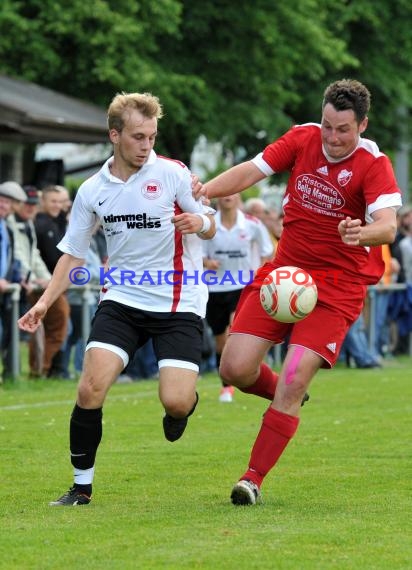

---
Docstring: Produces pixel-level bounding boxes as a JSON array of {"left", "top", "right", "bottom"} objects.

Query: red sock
[
  {"left": 241, "top": 407, "right": 300, "bottom": 487},
  {"left": 239, "top": 362, "right": 278, "bottom": 400}
]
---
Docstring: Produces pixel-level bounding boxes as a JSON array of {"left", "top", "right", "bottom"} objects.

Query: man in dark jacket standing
[{"left": 33, "top": 185, "right": 70, "bottom": 377}]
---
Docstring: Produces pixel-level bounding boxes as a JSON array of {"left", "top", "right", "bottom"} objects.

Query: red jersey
[{"left": 252, "top": 124, "right": 402, "bottom": 285}]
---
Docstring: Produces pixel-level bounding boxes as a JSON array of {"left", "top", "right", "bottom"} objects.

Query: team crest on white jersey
[
  {"left": 337, "top": 169, "right": 352, "bottom": 187},
  {"left": 141, "top": 180, "right": 163, "bottom": 200},
  {"left": 316, "top": 165, "right": 328, "bottom": 176}
]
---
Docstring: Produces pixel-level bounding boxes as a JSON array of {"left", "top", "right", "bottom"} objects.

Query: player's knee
[
  {"left": 77, "top": 376, "right": 106, "bottom": 407},
  {"left": 161, "top": 395, "right": 194, "bottom": 418},
  {"left": 219, "top": 359, "right": 248, "bottom": 387},
  {"left": 284, "top": 365, "right": 305, "bottom": 388},
  {"left": 278, "top": 366, "right": 308, "bottom": 406}
]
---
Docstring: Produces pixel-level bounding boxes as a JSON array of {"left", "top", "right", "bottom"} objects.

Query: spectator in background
[
  {"left": 8, "top": 186, "right": 51, "bottom": 302},
  {"left": 340, "top": 312, "right": 381, "bottom": 369},
  {"left": 397, "top": 205, "right": 412, "bottom": 240},
  {"left": 390, "top": 205, "right": 412, "bottom": 284},
  {"left": 398, "top": 209, "right": 412, "bottom": 284},
  {"left": 0, "top": 181, "right": 26, "bottom": 379},
  {"left": 7, "top": 186, "right": 51, "bottom": 376},
  {"left": 35, "top": 186, "right": 68, "bottom": 275},
  {"left": 62, "top": 239, "right": 101, "bottom": 380},
  {"left": 243, "top": 197, "right": 267, "bottom": 220},
  {"left": 203, "top": 194, "right": 273, "bottom": 402},
  {"left": 33, "top": 185, "right": 70, "bottom": 377},
  {"left": 61, "top": 218, "right": 102, "bottom": 380},
  {"left": 262, "top": 207, "right": 284, "bottom": 253},
  {"left": 54, "top": 185, "right": 72, "bottom": 234},
  {"left": 371, "top": 243, "right": 400, "bottom": 360},
  {"left": 389, "top": 205, "right": 412, "bottom": 355},
  {"left": 243, "top": 198, "right": 274, "bottom": 270},
  {"left": 58, "top": 185, "right": 73, "bottom": 215},
  {"left": 396, "top": 207, "right": 412, "bottom": 347}
]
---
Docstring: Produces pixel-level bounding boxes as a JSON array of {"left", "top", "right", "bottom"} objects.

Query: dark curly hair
[{"left": 322, "top": 79, "right": 370, "bottom": 123}]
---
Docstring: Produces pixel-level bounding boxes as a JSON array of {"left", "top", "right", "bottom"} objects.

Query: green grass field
[{"left": 0, "top": 356, "right": 411, "bottom": 569}]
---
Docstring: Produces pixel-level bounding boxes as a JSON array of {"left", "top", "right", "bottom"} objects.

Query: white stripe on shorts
[
  {"left": 158, "top": 359, "right": 199, "bottom": 373},
  {"left": 85, "top": 341, "right": 129, "bottom": 368}
]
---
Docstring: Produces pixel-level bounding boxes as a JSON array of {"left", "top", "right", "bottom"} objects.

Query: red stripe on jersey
[
  {"left": 157, "top": 155, "right": 187, "bottom": 169},
  {"left": 171, "top": 202, "right": 184, "bottom": 311}
]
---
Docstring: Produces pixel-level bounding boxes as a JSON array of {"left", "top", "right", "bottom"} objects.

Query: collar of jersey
[
  {"left": 321, "top": 139, "right": 360, "bottom": 164},
  {"left": 102, "top": 150, "right": 157, "bottom": 182}
]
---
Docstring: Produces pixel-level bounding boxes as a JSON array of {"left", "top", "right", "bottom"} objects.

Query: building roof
[{"left": 0, "top": 75, "right": 108, "bottom": 143}]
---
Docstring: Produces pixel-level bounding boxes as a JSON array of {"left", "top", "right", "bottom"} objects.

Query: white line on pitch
[{"left": 0, "top": 389, "right": 159, "bottom": 412}]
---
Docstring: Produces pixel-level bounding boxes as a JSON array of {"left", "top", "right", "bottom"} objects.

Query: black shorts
[
  {"left": 88, "top": 301, "right": 203, "bottom": 367},
  {"left": 205, "top": 289, "right": 243, "bottom": 336}
]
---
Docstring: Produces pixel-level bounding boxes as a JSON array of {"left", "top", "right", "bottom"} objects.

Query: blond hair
[{"left": 107, "top": 92, "right": 163, "bottom": 132}]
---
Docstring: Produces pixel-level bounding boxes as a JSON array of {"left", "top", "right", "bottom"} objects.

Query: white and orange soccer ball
[{"left": 260, "top": 266, "right": 318, "bottom": 323}]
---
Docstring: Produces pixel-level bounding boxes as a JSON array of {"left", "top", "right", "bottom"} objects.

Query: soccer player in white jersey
[
  {"left": 198, "top": 79, "right": 402, "bottom": 505},
  {"left": 18, "top": 92, "right": 216, "bottom": 506},
  {"left": 203, "top": 194, "right": 273, "bottom": 402}
]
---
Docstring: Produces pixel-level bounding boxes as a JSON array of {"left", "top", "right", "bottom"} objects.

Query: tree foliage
[
  {"left": 315, "top": 0, "right": 411, "bottom": 153},
  {"left": 0, "top": 0, "right": 410, "bottom": 163}
]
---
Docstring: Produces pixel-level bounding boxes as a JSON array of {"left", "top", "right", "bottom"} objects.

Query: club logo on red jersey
[
  {"left": 141, "top": 180, "right": 163, "bottom": 200},
  {"left": 337, "top": 169, "right": 352, "bottom": 187}
]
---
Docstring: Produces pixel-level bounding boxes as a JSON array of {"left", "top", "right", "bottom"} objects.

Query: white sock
[{"left": 74, "top": 467, "right": 95, "bottom": 486}]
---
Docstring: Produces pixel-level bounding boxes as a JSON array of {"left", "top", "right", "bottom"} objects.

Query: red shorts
[{"left": 230, "top": 263, "right": 367, "bottom": 368}]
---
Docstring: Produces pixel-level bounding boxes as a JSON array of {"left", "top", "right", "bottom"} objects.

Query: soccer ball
[{"left": 260, "top": 266, "right": 318, "bottom": 323}]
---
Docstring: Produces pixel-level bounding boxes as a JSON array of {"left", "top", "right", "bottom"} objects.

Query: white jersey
[
  {"left": 58, "top": 152, "right": 213, "bottom": 316},
  {"left": 202, "top": 209, "right": 274, "bottom": 292}
]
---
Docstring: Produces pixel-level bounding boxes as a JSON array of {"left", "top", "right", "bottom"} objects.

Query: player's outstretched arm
[
  {"left": 18, "top": 253, "right": 85, "bottom": 333},
  {"left": 204, "top": 161, "right": 266, "bottom": 200}
]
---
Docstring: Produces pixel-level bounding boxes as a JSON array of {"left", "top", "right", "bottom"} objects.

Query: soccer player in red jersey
[{"left": 201, "top": 79, "right": 402, "bottom": 505}]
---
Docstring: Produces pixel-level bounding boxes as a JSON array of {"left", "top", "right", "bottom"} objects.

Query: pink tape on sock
[{"left": 285, "top": 345, "right": 305, "bottom": 385}]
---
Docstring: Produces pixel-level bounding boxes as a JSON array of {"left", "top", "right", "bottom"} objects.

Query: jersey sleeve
[
  {"left": 252, "top": 153, "right": 275, "bottom": 176},
  {"left": 175, "top": 168, "right": 215, "bottom": 215},
  {"left": 257, "top": 126, "right": 308, "bottom": 175},
  {"left": 57, "top": 190, "right": 97, "bottom": 258},
  {"left": 364, "top": 155, "right": 403, "bottom": 216}
]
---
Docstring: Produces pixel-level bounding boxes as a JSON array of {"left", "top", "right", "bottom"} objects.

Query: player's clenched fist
[{"left": 338, "top": 216, "right": 362, "bottom": 245}]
